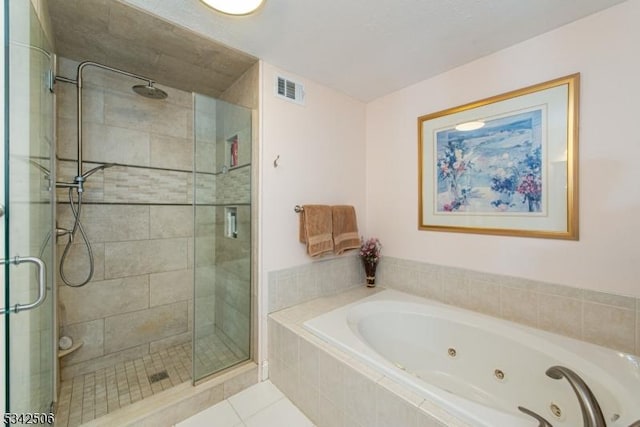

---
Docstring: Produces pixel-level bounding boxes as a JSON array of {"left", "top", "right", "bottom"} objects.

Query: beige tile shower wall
[
  {"left": 193, "top": 93, "right": 219, "bottom": 348},
  {"left": 377, "top": 257, "right": 640, "bottom": 356},
  {"left": 215, "top": 166, "right": 251, "bottom": 205},
  {"left": 213, "top": 206, "right": 251, "bottom": 357},
  {"left": 56, "top": 160, "right": 192, "bottom": 204},
  {"left": 212, "top": 95, "right": 254, "bottom": 355},
  {"left": 219, "top": 63, "right": 259, "bottom": 110},
  {"left": 194, "top": 205, "right": 217, "bottom": 338},
  {"left": 213, "top": 174, "right": 251, "bottom": 354},
  {"left": 56, "top": 57, "right": 195, "bottom": 379},
  {"left": 204, "top": 77, "right": 258, "bottom": 357},
  {"left": 213, "top": 258, "right": 250, "bottom": 356},
  {"left": 218, "top": 63, "right": 259, "bottom": 362}
]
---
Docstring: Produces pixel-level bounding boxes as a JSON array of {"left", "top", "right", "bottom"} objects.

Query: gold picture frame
[{"left": 418, "top": 74, "right": 579, "bottom": 240}]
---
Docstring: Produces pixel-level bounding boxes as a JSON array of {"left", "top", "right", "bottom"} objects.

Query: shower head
[{"left": 132, "top": 83, "right": 168, "bottom": 100}]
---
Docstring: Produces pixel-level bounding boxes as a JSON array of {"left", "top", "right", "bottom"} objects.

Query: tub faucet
[{"left": 545, "top": 366, "right": 606, "bottom": 427}]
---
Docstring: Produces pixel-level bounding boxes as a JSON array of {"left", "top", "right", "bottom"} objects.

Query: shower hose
[{"left": 59, "top": 187, "right": 94, "bottom": 287}]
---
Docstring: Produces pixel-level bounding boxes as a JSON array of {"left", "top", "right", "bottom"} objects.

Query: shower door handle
[{"left": 1, "top": 256, "right": 47, "bottom": 314}]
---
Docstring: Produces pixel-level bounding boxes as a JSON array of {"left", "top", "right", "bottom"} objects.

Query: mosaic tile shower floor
[{"left": 55, "top": 333, "right": 246, "bottom": 426}]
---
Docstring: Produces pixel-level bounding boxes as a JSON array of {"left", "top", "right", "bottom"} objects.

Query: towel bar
[{"left": 294, "top": 205, "right": 304, "bottom": 213}]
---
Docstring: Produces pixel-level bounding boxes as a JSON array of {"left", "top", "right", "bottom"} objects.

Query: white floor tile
[
  {"left": 228, "top": 380, "right": 285, "bottom": 419},
  {"left": 176, "top": 400, "right": 242, "bottom": 427},
  {"left": 244, "top": 398, "right": 314, "bottom": 427}
]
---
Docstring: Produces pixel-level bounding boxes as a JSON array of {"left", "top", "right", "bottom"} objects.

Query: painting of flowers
[
  {"left": 436, "top": 109, "right": 544, "bottom": 214},
  {"left": 418, "top": 73, "right": 579, "bottom": 240}
]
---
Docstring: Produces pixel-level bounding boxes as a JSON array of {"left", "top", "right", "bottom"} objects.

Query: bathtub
[{"left": 303, "top": 289, "right": 640, "bottom": 427}]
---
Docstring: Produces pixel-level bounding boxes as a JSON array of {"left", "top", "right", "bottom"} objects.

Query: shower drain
[{"left": 148, "top": 370, "right": 169, "bottom": 383}]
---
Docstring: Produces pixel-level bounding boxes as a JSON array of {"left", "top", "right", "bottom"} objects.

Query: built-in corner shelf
[
  {"left": 57, "top": 341, "right": 83, "bottom": 358},
  {"left": 225, "top": 206, "right": 238, "bottom": 239}
]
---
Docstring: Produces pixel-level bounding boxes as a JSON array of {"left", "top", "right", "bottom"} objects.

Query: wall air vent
[{"left": 275, "top": 76, "right": 305, "bottom": 105}]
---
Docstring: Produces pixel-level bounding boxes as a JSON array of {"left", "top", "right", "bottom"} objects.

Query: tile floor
[
  {"left": 55, "top": 332, "right": 247, "bottom": 427},
  {"left": 176, "top": 380, "right": 315, "bottom": 427}
]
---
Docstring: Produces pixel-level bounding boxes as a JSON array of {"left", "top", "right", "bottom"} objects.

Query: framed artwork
[{"left": 418, "top": 74, "right": 579, "bottom": 239}]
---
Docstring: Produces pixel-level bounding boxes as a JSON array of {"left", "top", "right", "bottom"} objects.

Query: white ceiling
[{"left": 123, "top": 0, "right": 627, "bottom": 102}]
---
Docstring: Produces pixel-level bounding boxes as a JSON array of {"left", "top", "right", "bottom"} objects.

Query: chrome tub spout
[{"left": 546, "top": 366, "right": 606, "bottom": 427}]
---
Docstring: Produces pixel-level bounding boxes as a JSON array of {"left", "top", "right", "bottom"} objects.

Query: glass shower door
[
  {"left": 2, "top": 0, "right": 55, "bottom": 416},
  {"left": 193, "top": 94, "right": 252, "bottom": 381}
]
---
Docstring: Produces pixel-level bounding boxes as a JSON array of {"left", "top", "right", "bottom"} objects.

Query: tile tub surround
[
  {"left": 268, "top": 287, "right": 468, "bottom": 427},
  {"left": 377, "top": 257, "right": 640, "bottom": 356},
  {"left": 267, "top": 265, "right": 639, "bottom": 425},
  {"left": 268, "top": 254, "right": 364, "bottom": 313}
]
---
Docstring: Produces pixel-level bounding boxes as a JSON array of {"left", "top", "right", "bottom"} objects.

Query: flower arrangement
[{"left": 359, "top": 237, "right": 382, "bottom": 264}]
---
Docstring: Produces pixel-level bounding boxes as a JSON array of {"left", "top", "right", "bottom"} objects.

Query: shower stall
[
  {"left": 53, "top": 59, "right": 254, "bottom": 424},
  {"left": 3, "top": 0, "right": 257, "bottom": 425}
]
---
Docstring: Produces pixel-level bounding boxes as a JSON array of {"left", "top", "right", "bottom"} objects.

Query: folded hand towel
[
  {"left": 299, "top": 205, "right": 334, "bottom": 257},
  {"left": 332, "top": 205, "right": 360, "bottom": 254}
]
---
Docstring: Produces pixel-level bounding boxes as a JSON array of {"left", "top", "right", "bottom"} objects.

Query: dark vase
[{"left": 362, "top": 259, "right": 378, "bottom": 287}]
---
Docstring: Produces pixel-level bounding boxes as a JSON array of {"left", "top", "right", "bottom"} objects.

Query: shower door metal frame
[{"left": 2, "top": 0, "right": 56, "bottom": 415}]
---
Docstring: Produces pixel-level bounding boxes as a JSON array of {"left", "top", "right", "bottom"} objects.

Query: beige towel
[
  {"left": 332, "top": 205, "right": 360, "bottom": 254},
  {"left": 299, "top": 205, "right": 334, "bottom": 257}
]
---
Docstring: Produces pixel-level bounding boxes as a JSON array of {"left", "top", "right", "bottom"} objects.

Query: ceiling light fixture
[
  {"left": 455, "top": 121, "right": 485, "bottom": 131},
  {"left": 200, "top": 0, "right": 264, "bottom": 15}
]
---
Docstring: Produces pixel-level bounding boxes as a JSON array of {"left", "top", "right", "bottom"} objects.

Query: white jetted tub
[{"left": 303, "top": 289, "right": 640, "bottom": 427}]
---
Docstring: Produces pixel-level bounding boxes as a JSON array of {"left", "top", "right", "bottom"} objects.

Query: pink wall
[
  {"left": 366, "top": 1, "right": 640, "bottom": 298},
  {"left": 258, "top": 63, "right": 367, "bottom": 364},
  {"left": 259, "top": 63, "right": 367, "bottom": 272}
]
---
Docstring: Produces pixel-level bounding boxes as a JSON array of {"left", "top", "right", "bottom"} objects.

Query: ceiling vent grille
[{"left": 275, "top": 76, "right": 304, "bottom": 105}]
